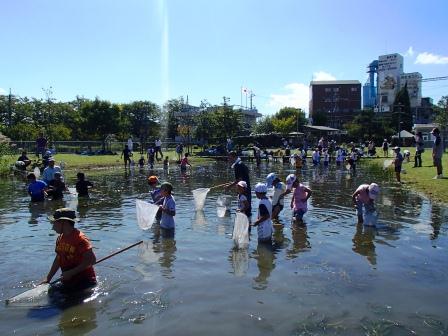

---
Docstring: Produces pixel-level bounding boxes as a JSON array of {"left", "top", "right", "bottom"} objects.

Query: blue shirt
[
  {"left": 28, "top": 180, "right": 47, "bottom": 201},
  {"left": 161, "top": 195, "right": 176, "bottom": 229}
]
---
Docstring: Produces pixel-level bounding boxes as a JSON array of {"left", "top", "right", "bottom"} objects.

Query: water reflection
[
  {"left": 286, "top": 223, "right": 311, "bottom": 259},
  {"left": 152, "top": 225, "right": 177, "bottom": 278},
  {"left": 57, "top": 302, "right": 97, "bottom": 336},
  {"left": 252, "top": 243, "right": 275, "bottom": 290},
  {"left": 352, "top": 223, "right": 377, "bottom": 266},
  {"left": 229, "top": 248, "right": 249, "bottom": 276}
]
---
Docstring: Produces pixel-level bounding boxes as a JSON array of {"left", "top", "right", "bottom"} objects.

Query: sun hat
[
  {"left": 49, "top": 208, "right": 78, "bottom": 223},
  {"left": 431, "top": 127, "right": 439, "bottom": 134},
  {"left": 368, "top": 183, "right": 380, "bottom": 200},
  {"left": 237, "top": 181, "right": 247, "bottom": 188},
  {"left": 254, "top": 183, "right": 268, "bottom": 193},
  {"left": 394, "top": 146, "right": 400, "bottom": 151},
  {"left": 266, "top": 173, "right": 276, "bottom": 187},
  {"left": 286, "top": 174, "right": 296, "bottom": 188},
  {"left": 147, "top": 175, "right": 159, "bottom": 184},
  {"left": 48, "top": 157, "right": 55, "bottom": 162}
]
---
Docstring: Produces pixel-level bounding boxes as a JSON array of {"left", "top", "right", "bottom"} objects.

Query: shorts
[
  {"left": 394, "top": 165, "right": 402, "bottom": 173},
  {"left": 293, "top": 209, "right": 306, "bottom": 220}
]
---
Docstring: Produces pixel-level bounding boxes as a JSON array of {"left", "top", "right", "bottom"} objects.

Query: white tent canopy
[{"left": 392, "top": 130, "right": 414, "bottom": 138}]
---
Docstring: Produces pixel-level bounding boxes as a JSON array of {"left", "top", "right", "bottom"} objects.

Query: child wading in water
[
  {"left": 180, "top": 153, "right": 191, "bottom": 171},
  {"left": 266, "top": 173, "right": 286, "bottom": 223},
  {"left": 251, "top": 183, "right": 273, "bottom": 244},
  {"left": 76, "top": 172, "right": 93, "bottom": 197},
  {"left": 159, "top": 182, "right": 176, "bottom": 237},
  {"left": 286, "top": 174, "right": 312, "bottom": 223},
  {"left": 236, "top": 180, "right": 251, "bottom": 218},
  {"left": 43, "top": 208, "right": 97, "bottom": 292},
  {"left": 163, "top": 156, "right": 169, "bottom": 169},
  {"left": 393, "top": 146, "right": 404, "bottom": 183},
  {"left": 47, "top": 172, "right": 68, "bottom": 200},
  {"left": 352, "top": 183, "right": 380, "bottom": 225},
  {"left": 148, "top": 175, "right": 164, "bottom": 220}
]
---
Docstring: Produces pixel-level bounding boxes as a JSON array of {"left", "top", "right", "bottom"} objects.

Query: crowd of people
[{"left": 15, "top": 128, "right": 444, "bottom": 295}]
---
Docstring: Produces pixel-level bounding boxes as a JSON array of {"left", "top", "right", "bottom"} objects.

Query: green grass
[
  {"left": 362, "top": 147, "right": 448, "bottom": 204},
  {"left": 4, "top": 149, "right": 215, "bottom": 173}
]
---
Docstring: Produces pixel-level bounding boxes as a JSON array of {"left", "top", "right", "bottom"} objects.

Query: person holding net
[{"left": 43, "top": 208, "right": 97, "bottom": 292}]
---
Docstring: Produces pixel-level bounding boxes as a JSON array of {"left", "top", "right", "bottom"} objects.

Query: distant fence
[{"left": 10, "top": 140, "right": 184, "bottom": 154}]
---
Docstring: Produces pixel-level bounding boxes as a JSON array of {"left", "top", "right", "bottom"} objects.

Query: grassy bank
[
  {"left": 3, "top": 149, "right": 216, "bottom": 174},
  {"left": 362, "top": 147, "right": 448, "bottom": 204}
]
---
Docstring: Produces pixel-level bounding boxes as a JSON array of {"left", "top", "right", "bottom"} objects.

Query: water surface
[{"left": 0, "top": 161, "right": 447, "bottom": 335}]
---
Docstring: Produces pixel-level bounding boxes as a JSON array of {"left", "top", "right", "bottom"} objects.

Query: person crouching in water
[
  {"left": 47, "top": 172, "right": 68, "bottom": 200},
  {"left": 287, "top": 174, "right": 312, "bottom": 223},
  {"left": 76, "top": 172, "right": 93, "bottom": 198},
  {"left": 352, "top": 183, "right": 380, "bottom": 225},
  {"left": 27, "top": 172, "right": 47, "bottom": 202},
  {"left": 43, "top": 208, "right": 96, "bottom": 292},
  {"left": 251, "top": 183, "right": 273, "bottom": 244},
  {"left": 159, "top": 182, "right": 176, "bottom": 238}
]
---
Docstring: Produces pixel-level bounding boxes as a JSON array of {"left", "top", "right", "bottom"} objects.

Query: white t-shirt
[
  {"left": 271, "top": 182, "right": 286, "bottom": 207},
  {"left": 155, "top": 139, "right": 162, "bottom": 147},
  {"left": 257, "top": 198, "right": 272, "bottom": 240}
]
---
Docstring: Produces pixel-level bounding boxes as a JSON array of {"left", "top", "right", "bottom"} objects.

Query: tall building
[
  {"left": 309, "top": 80, "right": 361, "bottom": 129},
  {"left": 362, "top": 53, "right": 422, "bottom": 113}
]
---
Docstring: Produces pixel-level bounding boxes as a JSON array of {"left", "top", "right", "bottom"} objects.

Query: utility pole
[
  {"left": 8, "top": 88, "right": 12, "bottom": 127},
  {"left": 249, "top": 92, "right": 255, "bottom": 110}
]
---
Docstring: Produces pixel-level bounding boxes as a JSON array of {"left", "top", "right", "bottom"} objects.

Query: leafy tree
[
  {"left": 272, "top": 116, "right": 297, "bottom": 135},
  {"left": 123, "top": 101, "right": 161, "bottom": 150},
  {"left": 392, "top": 83, "right": 412, "bottom": 132},
  {"left": 435, "top": 95, "right": 448, "bottom": 131},
  {"left": 344, "top": 109, "right": 393, "bottom": 142},
  {"left": 253, "top": 116, "right": 275, "bottom": 134},
  {"left": 312, "top": 111, "right": 327, "bottom": 126},
  {"left": 79, "top": 98, "right": 122, "bottom": 149},
  {"left": 163, "top": 98, "right": 183, "bottom": 139}
]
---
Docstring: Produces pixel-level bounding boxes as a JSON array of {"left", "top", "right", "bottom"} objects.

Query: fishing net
[
  {"left": 33, "top": 167, "right": 41, "bottom": 179},
  {"left": 5, "top": 283, "right": 50, "bottom": 306},
  {"left": 216, "top": 195, "right": 232, "bottom": 217},
  {"left": 192, "top": 188, "right": 210, "bottom": 211},
  {"left": 383, "top": 159, "right": 393, "bottom": 170},
  {"left": 136, "top": 199, "right": 159, "bottom": 230},
  {"left": 233, "top": 212, "right": 249, "bottom": 249}
]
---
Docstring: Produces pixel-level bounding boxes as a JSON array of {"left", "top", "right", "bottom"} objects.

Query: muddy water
[{"left": 0, "top": 161, "right": 447, "bottom": 335}]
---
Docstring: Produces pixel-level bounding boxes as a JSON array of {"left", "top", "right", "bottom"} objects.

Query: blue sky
[{"left": 1, "top": 0, "right": 448, "bottom": 117}]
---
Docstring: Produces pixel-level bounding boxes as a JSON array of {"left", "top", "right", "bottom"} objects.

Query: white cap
[
  {"left": 237, "top": 181, "right": 247, "bottom": 189},
  {"left": 266, "top": 173, "right": 276, "bottom": 187},
  {"left": 254, "top": 183, "right": 268, "bottom": 193},
  {"left": 368, "top": 183, "right": 380, "bottom": 200},
  {"left": 286, "top": 174, "right": 296, "bottom": 188}
]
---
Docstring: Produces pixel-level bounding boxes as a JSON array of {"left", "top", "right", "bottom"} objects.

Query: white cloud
[
  {"left": 0, "top": 88, "right": 6, "bottom": 95},
  {"left": 267, "top": 83, "right": 309, "bottom": 114},
  {"left": 415, "top": 52, "right": 448, "bottom": 65},
  {"left": 312, "top": 71, "right": 336, "bottom": 81},
  {"left": 404, "top": 46, "right": 414, "bottom": 57}
]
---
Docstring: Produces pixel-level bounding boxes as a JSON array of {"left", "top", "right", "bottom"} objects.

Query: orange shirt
[{"left": 56, "top": 229, "right": 96, "bottom": 285}]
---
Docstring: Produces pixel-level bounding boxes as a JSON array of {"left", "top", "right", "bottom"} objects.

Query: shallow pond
[{"left": 0, "top": 161, "right": 447, "bottom": 335}]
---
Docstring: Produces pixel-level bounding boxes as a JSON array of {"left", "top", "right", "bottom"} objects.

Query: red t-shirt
[{"left": 56, "top": 229, "right": 96, "bottom": 285}]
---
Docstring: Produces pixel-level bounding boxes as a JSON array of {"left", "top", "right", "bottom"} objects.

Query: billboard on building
[
  {"left": 400, "top": 72, "right": 422, "bottom": 107},
  {"left": 377, "top": 53, "right": 404, "bottom": 110}
]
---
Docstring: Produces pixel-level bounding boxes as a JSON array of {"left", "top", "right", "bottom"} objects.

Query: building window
[
  {"left": 333, "top": 88, "right": 339, "bottom": 92},
  {"left": 325, "top": 88, "right": 331, "bottom": 93},
  {"left": 351, "top": 87, "right": 357, "bottom": 92},
  {"left": 381, "top": 95, "right": 388, "bottom": 103}
]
